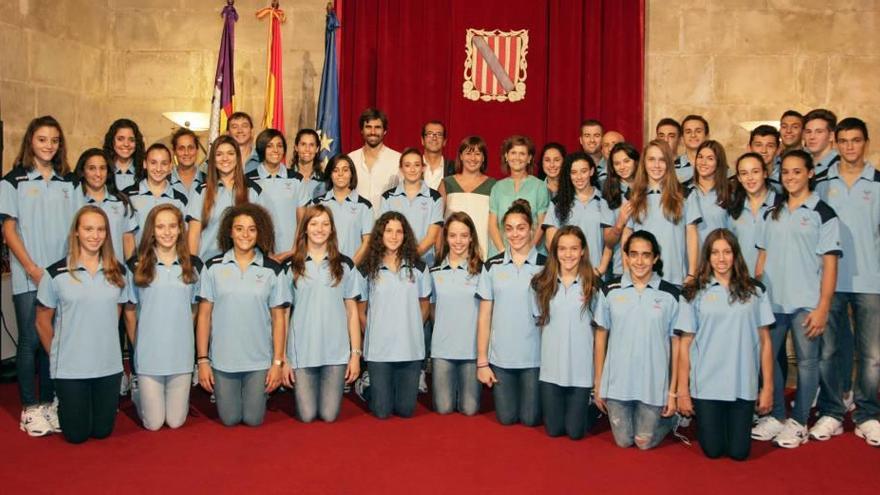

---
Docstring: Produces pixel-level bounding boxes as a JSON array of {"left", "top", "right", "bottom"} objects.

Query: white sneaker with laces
[
  {"left": 418, "top": 370, "right": 428, "bottom": 394},
  {"left": 751, "top": 416, "right": 785, "bottom": 441},
  {"left": 809, "top": 415, "right": 843, "bottom": 441},
  {"left": 43, "top": 400, "right": 61, "bottom": 433},
  {"left": 855, "top": 419, "right": 880, "bottom": 447},
  {"left": 20, "top": 407, "right": 52, "bottom": 437},
  {"left": 774, "top": 418, "right": 809, "bottom": 448}
]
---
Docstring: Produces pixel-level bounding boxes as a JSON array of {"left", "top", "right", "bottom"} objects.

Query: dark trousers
[
  {"left": 54, "top": 373, "right": 122, "bottom": 444},
  {"left": 366, "top": 361, "right": 421, "bottom": 419},
  {"left": 540, "top": 382, "right": 591, "bottom": 440},
  {"left": 694, "top": 398, "right": 755, "bottom": 461}
]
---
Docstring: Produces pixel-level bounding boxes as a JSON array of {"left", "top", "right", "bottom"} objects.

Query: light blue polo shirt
[
  {"left": 243, "top": 148, "right": 261, "bottom": 175},
  {"left": 359, "top": 260, "right": 432, "bottom": 362},
  {"left": 311, "top": 190, "right": 374, "bottom": 260},
  {"left": 476, "top": 248, "right": 546, "bottom": 369},
  {"left": 730, "top": 189, "right": 776, "bottom": 276},
  {"left": 246, "top": 164, "right": 309, "bottom": 254},
  {"left": 430, "top": 259, "right": 482, "bottom": 360},
  {"left": 680, "top": 280, "right": 775, "bottom": 401},
  {"left": 114, "top": 164, "right": 137, "bottom": 192},
  {"left": 674, "top": 153, "right": 694, "bottom": 183},
  {"left": 128, "top": 255, "right": 202, "bottom": 376},
  {"left": 287, "top": 255, "right": 361, "bottom": 368},
  {"left": 170, "top": 167, "right": 205, "bottom": 202},
  {"left": 815, "top": 163, "right": 880, "bottom": 294},
  {"left": 81, "top": 187, "right": 138, "bottom": 263},
  {"left": 531, "top": 277, "right": 599, "bottom": 388},
  {"left": 125, "top": 180, "right": 189, "bottom": 244},
  {"left": 813, "top": 149, "right": 840, "bottom": 177},
  {"left": 757, "top": 193, "right": 842, "bottom": 313},
  {"left": 542, "top": 189, "right": 614, "bottom": 268},
  {"left": 594, "top": 273, "right": 690, "bottom": 407},
  {"left": 185, "top": 179, "right": 262, "bottom": 260},
  {"left": 488, "top": 176, "right": 551, "bottom": 257},
  {"left": 379, "top": 181, "right": 444, "bottom": 266},
  {"left": 197, "top": 249, "right": 290, "bottom": 373},
  {"left": 0, "top": 167, "right": 80, "bottom": 295},
  {"left": 37, "top": 258, "right": 131, "bottom": 379},
  {"left": 627, "top": 188, "right": 702, "bottom": 286},
  {"left": 689, "top": 185, "right": 731, "bottom": 246}
]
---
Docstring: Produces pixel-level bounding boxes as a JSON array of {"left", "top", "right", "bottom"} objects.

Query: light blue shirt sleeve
[
  {"left": 475, "top": 265, "right": 493, "bottom": 300},
  {"left": 36, "top": 269, "right": 57, "bottom": 308}
]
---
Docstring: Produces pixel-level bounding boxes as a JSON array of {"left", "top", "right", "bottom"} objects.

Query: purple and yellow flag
[
  {"left": 258, "top": 3, "right": 286, "bottom": 133},
  {"left": 208, "top": 3, "right": 238, "bottom": 146}
]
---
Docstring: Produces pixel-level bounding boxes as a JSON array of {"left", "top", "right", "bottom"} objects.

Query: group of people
[{"left": 1, "top": 106, "right": 877, "bottom": 462}]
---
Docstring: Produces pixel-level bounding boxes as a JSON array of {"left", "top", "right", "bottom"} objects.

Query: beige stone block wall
[{"left": 646, "top": 0, "right": 880, "bottom": 164}]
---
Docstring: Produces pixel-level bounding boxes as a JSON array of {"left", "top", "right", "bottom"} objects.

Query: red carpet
[{"left": 0, "top": 383, "right": 876, "bottom": 494}]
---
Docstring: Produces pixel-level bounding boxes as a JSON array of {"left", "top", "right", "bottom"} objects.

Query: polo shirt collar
[{"left": 502, "top": 247, "right": 539, "bottom": 265}]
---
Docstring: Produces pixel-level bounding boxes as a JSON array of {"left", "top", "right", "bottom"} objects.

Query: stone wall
[
  {"left": 646, "top": 0, "right": 880, "bottom": 163},
  {"left": 3, "top": 0, "right": 880, "bottom": 170}
]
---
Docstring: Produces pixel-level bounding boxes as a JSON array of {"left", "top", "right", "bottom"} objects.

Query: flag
[
  {"left": 208, "top": 3, "right": 238, "bottom": 147},
  {"left": 316, "top": 9, "right": 341, "bottom": 168},
  {"left": 257, "top": 4, "right": 286, "bottom": 133}
]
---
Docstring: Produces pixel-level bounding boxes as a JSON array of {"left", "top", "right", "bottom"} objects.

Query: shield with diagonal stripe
[{"left": 463, "top": 28, "right": 529, "bottom": 102}]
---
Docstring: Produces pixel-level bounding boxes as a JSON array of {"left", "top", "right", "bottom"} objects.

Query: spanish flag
[
  {"left": 208, "top": 3, "right": 238, "bottom": 147},
  {"left": 258, "top": 3, "right": 286, "bottom": 133}
]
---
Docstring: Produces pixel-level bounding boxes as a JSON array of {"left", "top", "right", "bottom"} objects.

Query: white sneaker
[
  {"left": 809, "top": 416, "right": 843, "bottom": 441},
  {"left": 751, "top": 416, "right": 785, "bottom": 441},
  {"left": 418, "top": 370, "right": 428, "bottom": 394},
  {"left": 119, "top": 373, "right": 131, "bottom": 396},
  {"left": 855, "top": 419, "right": 880, "bottom": 447},
  {"left": 43, "top": 400, "right": 61, "bottom": 433},
  {"left": 774, "top": 418, "right": 809, "bottom": 448},
  {"left": 20, "top": 407, "right": 52, "bottom": 437},
  {"left": 843, "top": 391, "right": 856, "bottom": 413}
]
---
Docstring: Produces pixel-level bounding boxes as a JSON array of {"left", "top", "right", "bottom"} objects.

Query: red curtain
[{"left": 339, "top": 0, "right": 644, "bottom": 178}]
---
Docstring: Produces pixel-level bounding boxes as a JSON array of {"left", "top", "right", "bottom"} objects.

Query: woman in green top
[
  {"left": 487, "top": 135, "right": 550, "bottom": 257},
  {"left": 438, "top": 136, "right": 497, "bottom": 259}
]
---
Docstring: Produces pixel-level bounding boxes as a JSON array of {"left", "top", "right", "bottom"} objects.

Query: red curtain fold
[{"left": 339, "top": 0, "right": 644, "bottom": 178}]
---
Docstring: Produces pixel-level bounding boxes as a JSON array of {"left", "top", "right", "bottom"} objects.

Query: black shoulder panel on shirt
[
  {"left": 245, "top": 177, "right": 263, "bottom": 194},
  {"left": 536, "top": 253, "right": 548, "bottom": 266},
  {"left": 339, "top": 255, "right": 354, "bottom": 270},
  {"left": 190, "top": 255, "right": 204, "bottom": 273},
  {"left": 357, "top": 195, "right": 373, "bottom": 208},
  {"left": 380, "top": 188, "right": 396, "bottom": 200},
  {"left": 429, "top": 188, "right": 442, "bottom": 201},
  {"left": 813, "top": 200, "right": 837, "bottom": 224},
  {"left": 750, "top": 277, "right": 766, "bottom": 292},
  {"left": 2, "top": 167, "right": 28, "bottom": 188},
  {"left": 172, "top": 189, "right": 189, "bottom": 205},
  {"left": 261, "top": 256, "right": 285, "bottom": 275},
  {"left": 125, "top": 256, "right": 138, "bottom": 273},
  {"left": 484, "top": 253, "right": 505, "bottom": 270},
  {"left": 658, "top": 280, "right": 681, "bottom": 299},
  {"left": 601, "top": 275, "right": 622, "bottom": 296},
  {"left": 46, "top": 258, "right": 69, "bottom": 279},
  {"left": 204, "top": 254, "right": 225, "bottom": 270}
]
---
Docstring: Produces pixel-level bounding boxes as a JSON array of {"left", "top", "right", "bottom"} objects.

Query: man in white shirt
[{"left": 348, "top": 108, "right": 401, "bottom": 215}]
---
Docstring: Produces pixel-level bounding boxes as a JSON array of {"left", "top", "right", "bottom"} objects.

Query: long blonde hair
[{"left": 66, "top": 205, "right": 126, "bottom": 288}]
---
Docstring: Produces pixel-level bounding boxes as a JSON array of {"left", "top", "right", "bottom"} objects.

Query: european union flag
[{"left": 316, "top": 11, "right": 341, "bottom": 169}]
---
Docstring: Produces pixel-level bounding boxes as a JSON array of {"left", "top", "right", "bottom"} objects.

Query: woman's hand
[
  {"left": 198, "top": 362, "right": 214, "bottom": 393},
  {"left": 345, "top": 355, "right": 361, "bottom": 384}
]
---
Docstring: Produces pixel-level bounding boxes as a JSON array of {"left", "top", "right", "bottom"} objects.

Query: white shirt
[{"left": 349, "top": 145, "right": 401, "bottom": 217}]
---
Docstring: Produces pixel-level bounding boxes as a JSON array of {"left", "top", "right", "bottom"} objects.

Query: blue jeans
[
  {"left": 490, "top": 365, "right": 541, "bottom": 426},
  {"left": 771, "top": 311, "right": 821, "bottom": 424},
  {"left": 14, "top": 291, "right": 54, "bottom": 407},
  {"left": 366, "top": 360, "right": 421, "bottom": 419},
  {"left": 431, "top": 358, "right": 480, "bottom": 416},
  {"left": 540, "top": 381, "right": 592, "bottom": 440},
  {"left": 823, "top": 293, "right": 880, "bottom": 425},
  {"left": 605, "top": 399, "right": 674, "bottom": 449},
  {"left": 213, "top": 369, "right": 268, "bottom": 427},
  {"left": 293, "top": 365, "right": 346, "bottom": 423}
]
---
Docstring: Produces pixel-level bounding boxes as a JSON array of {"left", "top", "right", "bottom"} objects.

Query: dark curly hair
[
  {"left": 103, "top": 118, "right": 146, "bottom": 177},
  {"left": 217, "top": 202, "right": 276, "bottom": 255},
  {"left": 358, "top": 211, "right": 421, "bottom": 282}
]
